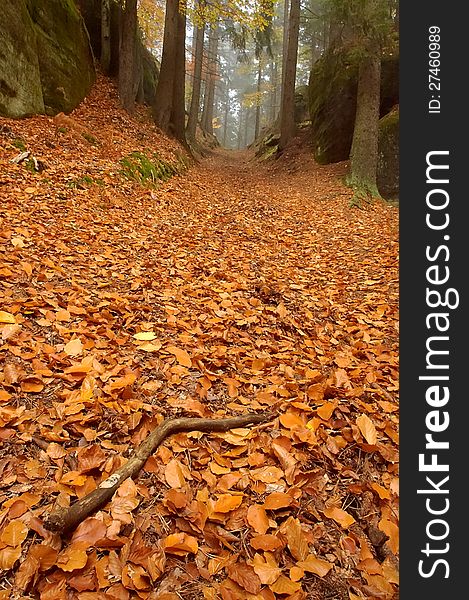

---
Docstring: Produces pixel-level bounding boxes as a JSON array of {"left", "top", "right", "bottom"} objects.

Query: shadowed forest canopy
[{"left": 0, "top": 0, "right": 399, "bottom": 598}]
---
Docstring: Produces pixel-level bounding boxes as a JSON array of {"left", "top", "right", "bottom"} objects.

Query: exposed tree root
[{"left": 43, "top": 412, "right": 276, "bottom": 534}]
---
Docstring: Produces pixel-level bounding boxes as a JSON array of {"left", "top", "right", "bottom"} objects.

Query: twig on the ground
[{"left": 43, "top": 412, "right": 276, "bottom": 534}]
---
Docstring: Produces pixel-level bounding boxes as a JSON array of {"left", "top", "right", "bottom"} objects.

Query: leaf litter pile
[{"left": 0, "top": 76, "right": 399, "bottom": 600}]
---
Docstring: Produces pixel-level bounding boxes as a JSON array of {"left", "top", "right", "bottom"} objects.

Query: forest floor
[{"left": 0, "top": 76, "right": 399, "bottom": 600}]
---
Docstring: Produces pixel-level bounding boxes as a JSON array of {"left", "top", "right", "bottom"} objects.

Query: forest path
[
  {"left": 0, "top": 107, "right": 399, "bottom": 598},
  {"left": 159, "top": 145, "right": 399, "bottom": 315}
]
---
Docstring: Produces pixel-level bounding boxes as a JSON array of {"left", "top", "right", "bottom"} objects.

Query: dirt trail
[{"left": 0, "top": 102, "right": 399, "bottom": 599}]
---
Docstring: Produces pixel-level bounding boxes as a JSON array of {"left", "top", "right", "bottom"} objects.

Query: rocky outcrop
[
  {"left": 0, "top": 0, "right": 95, "bottom": 118},
  {"left": 0, "top": 1, "right": 44, "bottom": 117},
  {"left": 377, "top": 105, "right": 399, "bottom": 200},
  {"left": 309, "top": 50, "right": 399, "bottom": 164},
  {"left": 250, "top": 86, "right": 311, "bottom": 159},
  {"left": 140, "top": 45, "right": 160, "bottom": 106}
]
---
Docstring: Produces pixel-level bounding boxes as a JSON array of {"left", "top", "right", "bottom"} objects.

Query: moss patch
[
  {"left": 119, "top": 151, "right": 183, "bottom": 187},
  {"left": 66, "top": 174, "right": 105, "bottom": 189}
]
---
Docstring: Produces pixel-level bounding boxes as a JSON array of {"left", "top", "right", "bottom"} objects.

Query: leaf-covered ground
[{"left": 0, "top": 76, "right": 399, "bottom": 600}]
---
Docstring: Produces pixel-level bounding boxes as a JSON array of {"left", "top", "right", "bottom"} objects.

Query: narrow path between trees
[{"left": 0, "top": 109, "right": 399, "bottom": 599}]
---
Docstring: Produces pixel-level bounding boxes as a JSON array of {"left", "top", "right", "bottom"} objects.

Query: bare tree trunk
[
  {"left": 153, "top": 0, "right": 178, "bottom": 133},
  {"left": 201, "top": 22, "right": 218, "bottom": 135},
  {"left": 255, "top": 58, "right": 262, "bottom": 140},
  {"left": 237, "top": 105, "right": 243, "bottom": 149},
  {"left": 269, "top": 59, "right": 277, "bottom": 123},
  {"left": 118, "top": 0, "right": 138, "bottom": 113},
  {"left": 281, "top": 0, "right": 289, "bottom": 88},
  {"left": 278, "top": 0, "right": 300, "bottom": 150},
  {"left": 101, "top": 0, "right": 111, "bottom": 74},
  {"left": 169, "top": 8, "right": 188, "bottom": 147},
  {"left": 223, "top": 80, "right": 230, "bottom": 146},
  {"left": 186, "top": 19, "right": 205, "bottom": 142},
  {"left": 348, "top": 46, "right": 381, "bottom": 199},
  {"left": 243, "top": 106, "right": 249, "bottom": 147}
]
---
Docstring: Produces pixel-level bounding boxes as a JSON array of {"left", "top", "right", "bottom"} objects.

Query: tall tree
[
  {"left": 333, "top": 0, "right": 392, "bottom": 200},
  {"left": 186, "top": 4, "right": 206, "bottom": 143},
  {"left": 201, "top": 21, "right": 219, "bottom": 136},
  {"left": 278, "top": 0, "right": 300, "bottom": 150},
  {"left": 279, "top": 0, "right": 289, "bottom": 112},
  {"left": 153, "top": 0, "right": 179, "bottom": 133},
  {"left": 153, "top": 0, "right": 188, "bottom": 147},
  {"left": 101, "top": 0, "right": 111, "bottom": 74},
  {"left": 254, "top": 57, "right": 263, "bottom": 139},
  {"left": 348, "top": 40, "right": 381, "bottom": 199},
  {"left": 170, "top": 7, "right": 188, "bottom": 145},
  {"left": 118, "top": 0, "right": 139, "bottom": 112}
]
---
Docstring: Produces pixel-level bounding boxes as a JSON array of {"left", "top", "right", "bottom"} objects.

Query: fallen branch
[{"left": 44, "top": 412, "right": 275, "bottom": 534}]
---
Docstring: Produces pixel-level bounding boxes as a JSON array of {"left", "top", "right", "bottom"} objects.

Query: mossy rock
[
  {"left": 26, "top": 0, "right": 95, "bottom": 115},
  {"left": 377, "top": 105, "right": 399, "bottom": 200},
  {"left": 250, "top": 85, "right": 309, "bottom": 156},
  {"left": 309, "top": 49, "right": 399, "bottom": 164},
  {"left": 0, "top": 0, "right": 44, "bottom": 117},
  {"left": 140, "top": 45, "right": 160, "bottom": 106}
]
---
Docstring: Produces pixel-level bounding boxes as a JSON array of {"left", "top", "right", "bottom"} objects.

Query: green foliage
[
  {"left": 119, "top": 150, "right": 182, "bottom": 187},
  {"left": 326, "top": 0, "right": 394, "bottom": 51},
  {"left": 12, "top": 138, "right": 27, "bottom": 151},
  {"left": 66, "top": 174, "right": 105, "bottom": 189},
  {"left": 82, "top": 132, "right": 99, "bottom": 145},
  {"left": 24, "top": 158, "right": 38, "bottom": 173},
  {"left": 346, "top": 172, "right": 381, "bottom": 207}
]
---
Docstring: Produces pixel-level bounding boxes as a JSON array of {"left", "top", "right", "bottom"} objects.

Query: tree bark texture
[
  {"left": 169, "top": 8, "right": 188, "bottom": 146},
  {"left": 348, "top": 48, "right": 381, "bottom": 196},
  {"left": 279, "top": 0, "right": 300, "bottom": 150},
  {"left": 186, "top": 21, "right": 205, "bottom": 142},
  {"left": 118, "top": 0, "right": 138, "bottom": 113},
  {"left": 101, "top": 0, "right": 111, "bottom": 74},
  {"left": 255, "top": 59, "right": 262, "bottom": 140},
  {"left": 201, "top": 22, "right": 218, "bottom": 135},
  {"left": 153, "top": 0, "right": 179, "bottom": 133}
]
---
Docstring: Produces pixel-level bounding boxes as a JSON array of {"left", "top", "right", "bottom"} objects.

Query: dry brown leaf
[
  {"left": 71, "top": 518, "right": 107, "bottom": 544},
  {"left": 252, "top": 552, "right": 282, "bottom": 585},
  {"left": 250, "top": 534, "right": 283, "bottom": 551},
  {"left": 247, "top": 505, "right": 270, "bottom": 535},
  {"left": 56, "top": 541, "right": 89, "bottom": 572},
  {"left": 0, "top": 520, "right": 29, "bottom": 546},
  {"left": 226, "top": 562, "right": 261, "bottom": 594},
  {"left": 165, "top": 459, "right": 187, "bottom": 488},
  {"left": 269, "top": 574, "right": 302, "bottom": 595},
  {"left": 262, "top": 492, "right": 292, "bottom": 510},
  {"left": 213, "top": 494, "right": 243, "bottom": 513},
  {"left": 379, "top": 518, "right": 399, "bottom": 554},
  {"left": 297, "top": 554, "right": 333, "bottom": 577},
  {"left": 0, "top": 545, "right": 22, "bottom": 570},
  {"left": 250, "top": 466, "right": 284, "bottom": 484},
  {"left": 0, "top": 311, "right": 16, "bottom": 324},
  {"left": 282, "top": 517, "right": 309, "bottom": 561},
  {"left": 356, "top": 414, "right": 378, "bottom": 445},
  {"left": 166, "top": 345, "right": 192, "bottom": 367},
  {"left": 162, "top": 532, "right": 198, "bottom": 555},
  {"left": 322, "top": 506, "right": 355, "bottom": 529}
]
